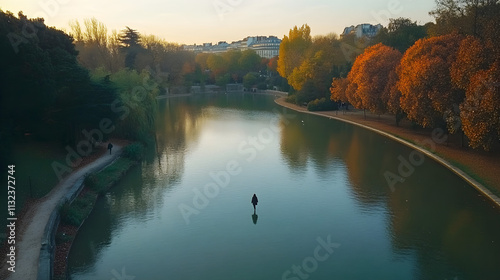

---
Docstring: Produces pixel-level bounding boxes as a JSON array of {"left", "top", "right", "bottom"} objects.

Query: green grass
[
  {"left": 84, "top": 157, "right": 136, "bottom": 194},
  {"left": 122, "top": 143, "right": 144, "bottom": 161},
  {"left": 59, "top": 191, "right": 96, "bottom": 227}
]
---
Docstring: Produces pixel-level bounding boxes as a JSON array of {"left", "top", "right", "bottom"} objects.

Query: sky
[{"left": 1, "top": 0, "right": 437, "bottom": 45}]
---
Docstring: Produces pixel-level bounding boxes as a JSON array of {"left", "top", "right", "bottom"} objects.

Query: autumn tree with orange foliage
[
  {"left": 346, "top": 43, "right": 402, "bottom": 115},
  {"left": 330, "top": 78, "right": 349, "bottom": 103},
  {"left": 384, "top": 70, "right": 405, "bottom": 125},
  {"left": 398, "top": 33, "right": 463, "bottom": 129},
  {"left": 450, "top": 36, "right": 491, "bottom": 90},
  {"left": 460, "top": 61, "right": 500, "bottom": 151}
]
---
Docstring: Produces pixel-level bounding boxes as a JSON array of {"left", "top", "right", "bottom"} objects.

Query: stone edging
[
  {"left": 275, "top": 98, "right": 500, "bottom": 208},
  {"left": 37, "top": 154, "right": 122, "bottom": 280}
]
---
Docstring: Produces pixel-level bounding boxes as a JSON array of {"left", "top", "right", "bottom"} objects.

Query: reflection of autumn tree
[
  {"left": 279, "top": 114, "right": 351, "bottom": 172},
  {"left": 346, "top": 43, "right": 402, "bottom": 115},
  {"left": 279, "top": 114, "right": 390, "bottom": 205},
  {"left": 279, "top": 118, "right": 309, "bottom": 170},
  {"left": 342, "top": 129, "right": 392, "bottom": 205},
  {"left": 398, "top": 33, "right": 463, "bottom": 129},
  {"left": 386, "top": 167, "right": 500, "bottom": 278}
]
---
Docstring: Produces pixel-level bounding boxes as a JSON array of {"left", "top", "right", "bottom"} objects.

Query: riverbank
[
  {"left": 0, "top": 140, "right": 127, "bottom": 280},
  {"left": 275, "top": 97, "right": 500, "bottom": 207},
  {"left": 53, "top": 155, "right": 138, "bottom": 279}
]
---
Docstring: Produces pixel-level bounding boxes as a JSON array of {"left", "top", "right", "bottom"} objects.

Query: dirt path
[
  {"left": 1, "top": 144, "right": 123, "bottom": 280},
  {"left": 275, "top": 97, "right": 500, "bottom": 203}
]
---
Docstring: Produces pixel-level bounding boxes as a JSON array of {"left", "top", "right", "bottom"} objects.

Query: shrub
[
  {"left": 307, "top": 98, "right": 338, "bottom": 111},
  {"left": 59, "top": 191, "right": 96, "bottom": 227},
  {"left": 123, "top": 143, "right": 144, "bottom": 161},
  {"left": 285, "top": 95, "right": 297, "bottom": 104}
]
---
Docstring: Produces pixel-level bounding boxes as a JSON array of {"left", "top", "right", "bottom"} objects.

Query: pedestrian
[
  {"left": 251, "top": 194, "right": 258, "bottom": 213},
  {"left": 107, "top": 142, "right": 113, "bottom": 155}
]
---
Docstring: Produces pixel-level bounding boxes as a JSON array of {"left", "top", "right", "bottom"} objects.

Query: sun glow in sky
[{"left": 1, "top": 0, "right": 436, "bottom": 44}]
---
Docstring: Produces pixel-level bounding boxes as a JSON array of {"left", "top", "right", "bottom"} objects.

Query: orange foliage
[
  {"left": 383, "top": 70, "right": 401, "bottom": 115},
  {"left": 450, "top": 36, "right": 490, "bottom": 90},
  {"left": 346, "top": 43, "right": 402, "bottom": 114},
  {"left": 460, "top": 61, "right": 500, "bottom": 150},
  {"left": 330, "top": 78, "right": 349, "bottom": 102},
  {"left": 398, "top": 33, "right": 463, "bottom": 128}
]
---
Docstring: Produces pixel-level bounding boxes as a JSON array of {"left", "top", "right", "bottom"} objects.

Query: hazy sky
[{"left": 1, "top": 0, "right": 437, "bottom": 44}]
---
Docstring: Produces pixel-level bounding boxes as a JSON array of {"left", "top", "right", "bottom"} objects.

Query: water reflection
[
  {"left": 251, "top": 213, "right": 258, "bottom": 225},
  {"left": 68, "top": 94, "right": 500, "bottom": 280},
  {"left": 278, "top": 109, "right": 500, "bottom": 279}
]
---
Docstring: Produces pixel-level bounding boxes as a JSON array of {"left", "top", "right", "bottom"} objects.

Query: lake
[{"left": 67, "top": 93, "right": 500, "bottom": 280}]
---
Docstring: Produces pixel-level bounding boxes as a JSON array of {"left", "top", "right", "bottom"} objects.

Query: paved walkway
[{"left": 2, "top": 145, "right": 122, "bottom": 280}]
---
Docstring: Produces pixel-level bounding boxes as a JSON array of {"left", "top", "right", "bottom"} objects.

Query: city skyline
[{"left": 1, "top": 0, "right": 436, "bottom": 45}]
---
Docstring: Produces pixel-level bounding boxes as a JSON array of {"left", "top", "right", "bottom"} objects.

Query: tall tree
[
  {"left": 373, "top": 17, "right": 428, "bottom": 52},
  {"left": 450, "top": 35, "right": 491, "bottom": 90},
  {"left": 398, "top": 33, "right": 463, "bottom": 129},
  {"left": 70, "top": 18, "right": 113, "bottom": 71},
  {"left": 330, "top": 77, "right": 349, "bottom": 103},
  {"left": 346, "top": 43, "right": 402, "bottom": 115},
  {"left": 277, "top": 24, "right": 312, "bottom": 83},
  {"left": 460, "top": 61, "right": 500, "bottom": 150},
  {"left": 429, "top": 0, "right": 500, "bottom": 47},
  {"left": 119, "top": 26, "right": 142, "bottom": 69},
  {"left": 0, "top": 11, "right": 118, "bottom": 147}
]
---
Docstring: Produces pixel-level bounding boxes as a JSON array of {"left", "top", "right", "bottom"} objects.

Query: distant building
[
  {"left": 251, "top": 36, "right": 281, "bottom": 59},
  {"left": 342, "top": 23, "right": 383, "bottom": 39},
  {"left": 183, "top": 36, "right": 281, "bottom": 58}
]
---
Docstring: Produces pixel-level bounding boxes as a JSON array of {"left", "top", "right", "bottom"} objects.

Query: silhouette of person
[
  {"left": 107, "top": 142, "right": 113, "bottom": 155},
  {"left": 252, "top": 213, "right": 258, "bottom": 225},
  {"left": 251, "top": 194, "right": 258, "bottom": 213}
]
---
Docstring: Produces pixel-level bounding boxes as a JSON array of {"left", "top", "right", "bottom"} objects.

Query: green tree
[
  {"left": 373, "top": 18, "right": 428, "bottom": 52},
  {"left": 0, "top": 11, "right": 118, "bottom": 147},
  {"left": 243, "top": 72, "right": 258, "bottom": 89},
  {"left": 239, "top": 50, "right": 261, "bottom": 74},
  {"left": 119, "top": 26, "right": 143, "bottom": 69}
]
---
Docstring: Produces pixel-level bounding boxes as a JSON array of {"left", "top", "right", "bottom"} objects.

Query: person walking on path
[
  {"left": 251, "top": 194, "right": 258, "bottom": 213},
  {"left": 107, "top": 142, "right": 113, "bottom": 155}
]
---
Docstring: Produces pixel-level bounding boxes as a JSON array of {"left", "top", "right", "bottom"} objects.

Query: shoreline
[
  {"left": 53, "top": 157, "right": 138, "bottom": 279},
  {"left": 274, "top": 97, "right": 500, "bottom": 208},
  {"left": 0, "top": 141, "right": 127, "bottom": 280}
]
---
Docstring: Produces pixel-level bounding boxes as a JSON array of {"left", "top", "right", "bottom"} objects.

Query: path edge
[
  {"left": 36, "top": 153, "right": 122, "bottom": 280},
  {"left": 275, "top": 97, "right": 500, "bottom": 208}
]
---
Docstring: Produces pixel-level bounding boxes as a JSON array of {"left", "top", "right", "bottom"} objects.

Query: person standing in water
[{"left": 251, "top": 194, "right": 258, "bottom": 213}]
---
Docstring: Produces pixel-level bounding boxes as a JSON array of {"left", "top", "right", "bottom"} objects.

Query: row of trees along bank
[{"left": 278, "top": 0, "right": 500, "bottom": 151}]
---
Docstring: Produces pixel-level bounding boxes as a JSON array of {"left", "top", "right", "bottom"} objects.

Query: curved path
[
  {"left": 2, "top": 145, "right": 122, "bottom": 280},
  {"left": 274, "top": 97, "right": 500, "bottom": 207}
]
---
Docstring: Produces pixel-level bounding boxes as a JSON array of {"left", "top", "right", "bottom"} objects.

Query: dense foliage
[
  {"left": 324, "top": 1, "right": 500, "bottom": 150},
  {"left": 0, "top": 11, "right": 118, "bottom": 163}
]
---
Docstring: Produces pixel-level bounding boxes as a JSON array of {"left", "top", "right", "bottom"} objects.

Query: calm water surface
[{"left": 67, "top": 94, "right": 500, "bottom": 280}]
